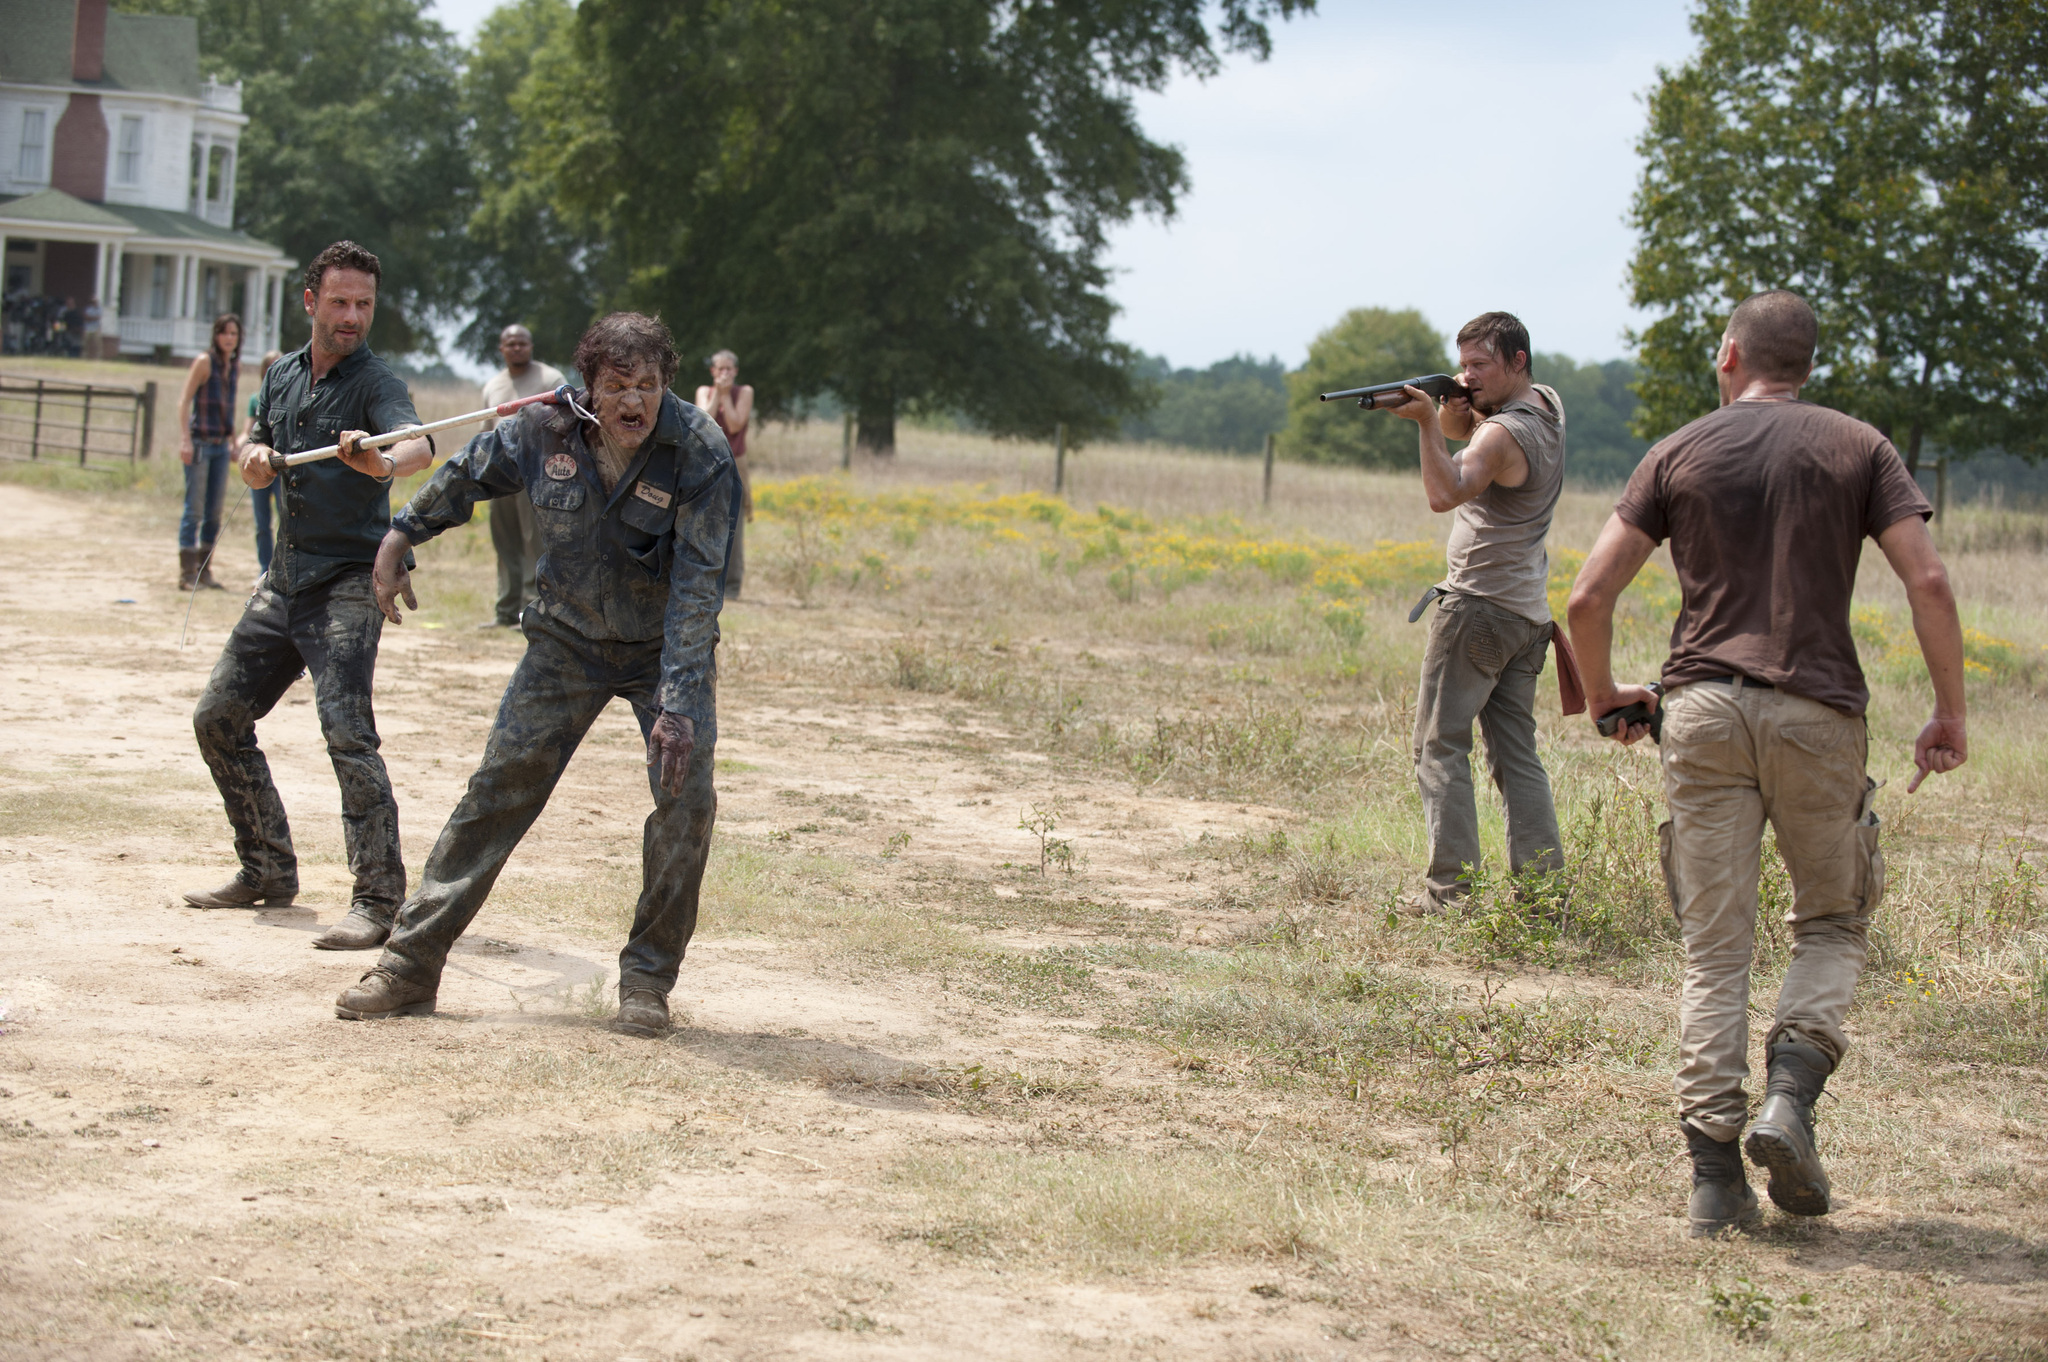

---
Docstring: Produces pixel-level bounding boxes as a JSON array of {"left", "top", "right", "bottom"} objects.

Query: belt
[{"left": 1697, "top": 673, "right": 1773, "bottom": 690}]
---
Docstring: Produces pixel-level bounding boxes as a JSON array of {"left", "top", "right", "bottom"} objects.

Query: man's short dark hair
[
  {"left": 305, "top": 241, "right": 381, "bottom": 298},
  {"left": 1726, "top": 290, "right": 1817, "bottom": 383},
  {"left": 574, "top": 312, "right": 680, "bottom": 389},
  {"left": 1456, "top": 311, "right": 1532, "bottom": 376}
]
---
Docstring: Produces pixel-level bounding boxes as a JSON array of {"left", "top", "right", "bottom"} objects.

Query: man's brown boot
[
  {"left": 311, "top": 901, "right": 395, "bottom": 951},
  {"left": 612, "top": 987, "right": 670, "bottom": 1038},
  {"left": 177, "top": 548, "right": 201, "bottom": 591},
  {"left": 196, "top": 544, "right": 226, "bottom": 590},
  {"left": 184, "top": 872, "right": 296, "bottom": 909},
  {"left": 334, "top": 967, "right": 436, "bottom": 1020},
  {"left": 1685, "top": 1122, "right": 1760, "bottom": 1238},
  {"left": 1745, "top": 1037, "right": 1834, "bottom": 1216}
]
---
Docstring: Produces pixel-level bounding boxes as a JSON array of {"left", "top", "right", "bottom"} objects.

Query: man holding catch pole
[
  {"left": 1567, "top": 290, "right": 1965, "bottom": 1236},
  {"left": 186, "top": 241, "right": 434, "bottom": 951},
  {"left": 1375, "top": 312, "right": 1568, "bottom": 914},
  {"left": 333, "top": 312, "right": 736, "bottom": 1038}
]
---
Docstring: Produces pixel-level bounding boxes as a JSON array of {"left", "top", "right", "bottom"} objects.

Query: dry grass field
[{"left": 1, "top": 357, "right": 2045, "bottom": 1360}]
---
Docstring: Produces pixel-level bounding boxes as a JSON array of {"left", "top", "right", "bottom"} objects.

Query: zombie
[
  {"left": 333, "top": 311, "right": 736, "bottom": 1038},
  {"left": 187, "top": 241, "right": 433, "bottom": 951},
  {"left": 1568, "top": 289, "right": 1967, "bottom": 1236}
]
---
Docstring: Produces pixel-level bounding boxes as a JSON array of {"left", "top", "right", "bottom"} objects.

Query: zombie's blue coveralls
[
  {"left": 375, "top": 390, "right": 735, "bottom": 997},
  {"left": 192, "top": 343, "right": 422, "bottom": 912}
]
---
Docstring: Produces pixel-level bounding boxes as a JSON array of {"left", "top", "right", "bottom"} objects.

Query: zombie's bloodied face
[{"left": 594, "top": 360, "right": 664, "bottom": 450}]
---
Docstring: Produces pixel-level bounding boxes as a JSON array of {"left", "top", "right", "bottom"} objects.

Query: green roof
[
  {"left": 0, "top": 188, "right": 136, "bottom": 230},
  {"left": 107, "top": 203, "right": 280, "bottom": 254},
  {"left": 0, "top": 3, "right": 201, "bottom": 99}
]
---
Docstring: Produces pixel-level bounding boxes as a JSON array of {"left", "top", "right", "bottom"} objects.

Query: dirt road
[{"left": 0, "top": 484, "right": 1376, "bottom": 1360}]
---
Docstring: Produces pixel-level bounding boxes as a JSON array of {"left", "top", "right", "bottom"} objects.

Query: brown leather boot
[
  {"left": 177, "top": 548, "right": 201, "bottom": 591},
  {"left": 196, "top": 545, "right": 226, "bottom": 590},
  {"left": 334, "top": 967, "right": 436, "bottom": 1020},
  {"left": 311, "top": 902, "right": 395, "bottom": 951},
  {"left": 612, "top": 987, "right": 670, "bottom": 1038},
  {"left": 183, "top": 873, "right": 297, "bottom": 909}
]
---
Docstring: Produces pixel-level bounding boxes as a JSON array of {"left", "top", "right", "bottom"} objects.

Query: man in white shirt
[{"left": 479, "top": 324, "right": 565, "bottom": 628}]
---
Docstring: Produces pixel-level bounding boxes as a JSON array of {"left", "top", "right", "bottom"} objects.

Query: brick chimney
[
  {"left": 52, "top": 2, "right": 111, "bottom": 201},
  {"left": 73, "top": 0, "right": 109, "bottom": 82}
]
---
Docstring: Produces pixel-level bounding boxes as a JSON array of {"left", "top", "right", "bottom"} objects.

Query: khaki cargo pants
[{"left": 1659, "top": 677, "right": 1885, "bottom": 1143}]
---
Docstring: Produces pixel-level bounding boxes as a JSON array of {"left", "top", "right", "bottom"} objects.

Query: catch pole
[{"left": 267, "top": 384, "right": 575, "bottom": 470}]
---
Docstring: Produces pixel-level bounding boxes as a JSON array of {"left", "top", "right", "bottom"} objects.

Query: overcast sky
[{"left": 427, "top": 0, "right": 1701, "bottom": 372}]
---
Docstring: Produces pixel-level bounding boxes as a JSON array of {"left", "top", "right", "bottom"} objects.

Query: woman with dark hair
[
  {"left": 235, "top": 348, "right": 284, "bottom": 586},
  {"left": 175, "top": 313, "right": 243, "bottom": 590}
]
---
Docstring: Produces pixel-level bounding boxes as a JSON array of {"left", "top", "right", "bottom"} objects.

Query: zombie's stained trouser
[
  {"left": 1412, "top": 592, "right": 1563, "bottom": 905},
  {"left": 1660, "top": 677, "right": 1883, "bottom": 1144},
  {"left": 379, "top": 612, "right": 718, "bottom": 996},
  {"left": 489, "top": 491, "right": 544, "bottom": 625},
  {"left": 192, "top": 565, "right": 404, "bottom": 908}
]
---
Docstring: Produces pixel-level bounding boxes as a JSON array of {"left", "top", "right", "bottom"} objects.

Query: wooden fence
[{"left": 0, "top": 374, "right": 156, "bottom": 470}]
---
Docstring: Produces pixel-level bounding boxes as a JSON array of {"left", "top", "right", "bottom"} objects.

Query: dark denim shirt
[
  {"left": 249, "top": 343, "right": 424, "bottom": 595},
  {"left": 393, "top": 390, "right": 735, "bottom": 726}
]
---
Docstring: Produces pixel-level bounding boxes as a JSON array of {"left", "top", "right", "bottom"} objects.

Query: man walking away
[
  {"left": 1382, "top": 312, "right": 1566, "bottom": 912},
  {"left": 479, "top": 324, "right": 564, "bottom": 628},
  {"left": 185, "top": 241, "right": 436, "bottom": 954},
  {"left": 1568, "top": 289, "right": 1967, "bottom": 1237},
  {"left": 333, "top": 312, "right": 735, "bottom": 1038}
]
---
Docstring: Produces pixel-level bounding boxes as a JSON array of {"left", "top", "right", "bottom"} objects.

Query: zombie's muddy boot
[
  {"left": 612, "top": 987, "right": 670, "bottom": 1038},
  {"left": 177, "top": 548, "right": 201, "bottom": 591},
  {"left": 183, "top": 871, "right": 297, "bottom": 909},
  {"left": 334, "top": 967, "right": 436, "bottom": 1020},
  {"left": 310, "top": 900, "right": 395, "bottom": 951},
  {"left": 1745, "top": 1037, "right": 1834, "bottom": 1216},
  {"left": 1685, "top": 1122, "right": 1760, "bottom": 1238}
]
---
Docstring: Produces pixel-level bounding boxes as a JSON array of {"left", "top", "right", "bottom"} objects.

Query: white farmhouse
[{"left": 0, "top": 0, "right": 293, "bottom": 358}]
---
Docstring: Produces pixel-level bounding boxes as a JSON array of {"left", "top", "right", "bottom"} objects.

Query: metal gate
[{"left": 0, "top": 374, "right": 157, "bottom": 470}]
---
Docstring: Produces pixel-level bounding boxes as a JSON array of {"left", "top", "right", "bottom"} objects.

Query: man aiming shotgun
[
  {"left": 1567, "top": 290, "right": 1967, "bottom": 1237},
  {"left": 334, "top": 312, "right": 737, "bottom": 1039},
  {"left": 1370, "top": 312, "right": 1573, "bottom": 915},
  {"left": 186, "top": 241, "right": 435, "bottom": 952}
]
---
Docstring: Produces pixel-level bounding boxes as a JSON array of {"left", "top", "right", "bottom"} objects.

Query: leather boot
[
  {"left": 1685, "top": 1121, "right": 1760, "bottom": 1237},
  {"left": 613, "top": 986, "right": 670, "bottom": 1038},
  {"left": 334, "top": 967, "right": 437, "bottom": 1020},
  {"left": 311, "top": 901, "right": 395, "bottom": 951},
  {"left": 177, "top": 548, "right": 201, "bottom": 591},
  {"left": 184, "top": 872, "right": 297, "bottom": 909},
  {"left": 1745, "top": 1036, "right": 1834, "bottom": 1215},
  {"left": 196, "top": 544, "right": 226, "bottom": 590}
]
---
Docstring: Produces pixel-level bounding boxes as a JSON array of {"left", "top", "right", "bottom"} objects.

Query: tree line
[{"left": 122, "top": 0, "right": 2047, "bottom": 483}]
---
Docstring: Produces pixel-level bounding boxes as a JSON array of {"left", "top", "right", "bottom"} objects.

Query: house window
[
  {"left": 206, "top": 145, "right": 229, "bottom": 202},
  {"left": 17, "top": 109, "right": 46, "bottom": 182},
  {"left": 115, "top": 116, "right": 144, "bottom": 185}
]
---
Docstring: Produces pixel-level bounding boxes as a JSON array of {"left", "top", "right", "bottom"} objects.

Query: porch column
[{"left": 267, "top": 269, "right": 283, "bottom": 352}]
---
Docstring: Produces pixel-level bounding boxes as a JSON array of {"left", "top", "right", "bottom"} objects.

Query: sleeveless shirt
[
  {"left": 1443, "top": 383, "right": 1565, "bottom": 623},
  {"left": 191, "top": 353, "right": 238, "bottom": 442}
]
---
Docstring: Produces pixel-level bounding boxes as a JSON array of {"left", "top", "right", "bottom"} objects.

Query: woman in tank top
[
  {"left": 175, "top": 313, "right": 243, "bottom": 591},
  {"left": 695, "top": 349, "right": 754, "bottom": 599}
]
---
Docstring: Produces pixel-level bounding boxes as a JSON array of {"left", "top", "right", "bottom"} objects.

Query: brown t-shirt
[{"left": 1614, "top": 399, "right": 1930, "bottom": 715}]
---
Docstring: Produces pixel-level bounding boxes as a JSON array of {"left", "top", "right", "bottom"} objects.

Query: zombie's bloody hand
[{"left": 647, "top": 711, "right": 695, "bottom": 796}]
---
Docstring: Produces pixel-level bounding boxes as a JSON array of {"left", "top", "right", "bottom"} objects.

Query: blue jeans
[
  {"left": 180, "top": 440, "right": 232, "bottom": 550},
  {"left": 251, "top": 483, "right": 276, "bottom": 572}
]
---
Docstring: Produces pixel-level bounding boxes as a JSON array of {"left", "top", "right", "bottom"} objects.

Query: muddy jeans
[
  {"left": 1413, "top": 592, "right": 1563, "bottom": 904},
  {"left": 192, "top": 566, "right": 405, "bottom": 909},
  {"left": 379, "top": 612, "right": 719, "bottom": 997},
  {"left": 1659, "top": 677, "right": 1884, "bottom": 1143}
]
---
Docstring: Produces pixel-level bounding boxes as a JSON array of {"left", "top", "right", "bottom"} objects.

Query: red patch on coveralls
[{"left": 544, "top": 453, "right": 578, "bottom": 481}]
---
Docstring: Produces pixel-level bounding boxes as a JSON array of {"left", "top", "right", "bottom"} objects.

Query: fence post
[
  {"left": 1262, "top": 432, "right": 1275, "bottom": 506},
  {"left": 31, "top": 380, "right": 45, "bottom": 459},
  {"left": 79, "top": 386, "right": 93, "bottom": 465},
  {"left": 1054, "top": 422, "right": 1067, "bottom": 494},
  {"left": 141, "top": 381, "right": 156, "bottom": 458},
  {"left": 840, "top": 410, "right": 853, "bottom": 470}
]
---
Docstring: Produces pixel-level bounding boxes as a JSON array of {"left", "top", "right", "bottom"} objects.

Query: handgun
[
  {"left": 1594, "top": 682, "right": 1665, "bottom": 744},
  {"left": 1318, "top": 374, "right": 1473, "bottom": 410}
]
